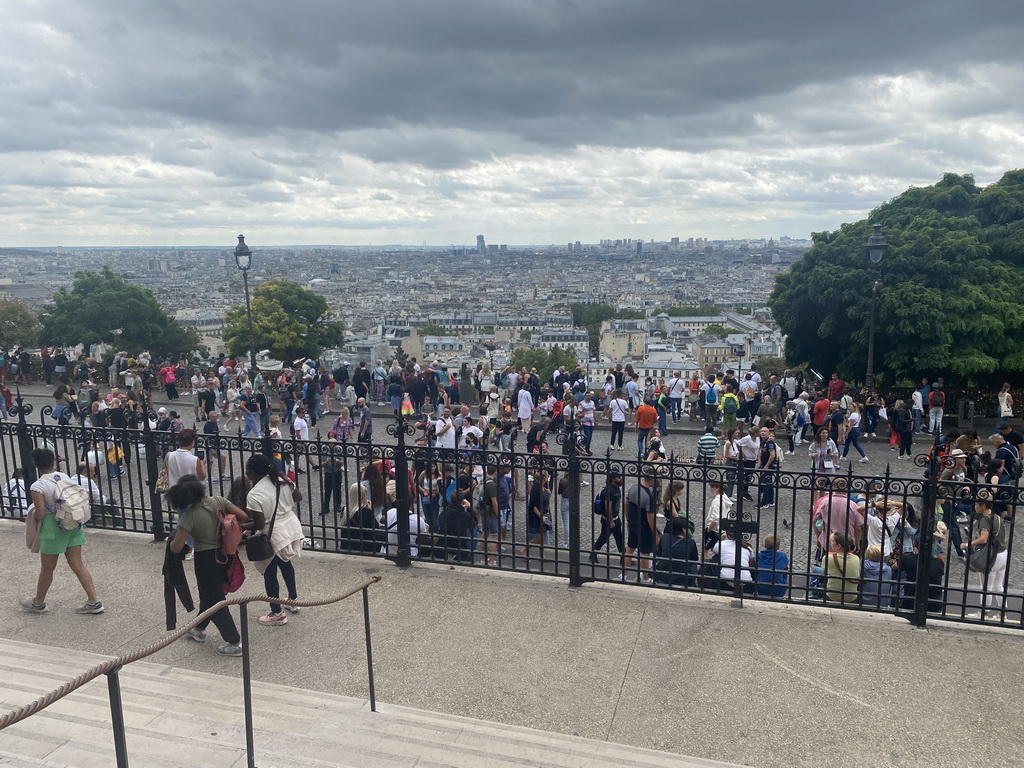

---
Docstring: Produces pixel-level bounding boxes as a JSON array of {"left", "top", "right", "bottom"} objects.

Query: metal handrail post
[
  {"left": 239, "top": 604, "right": 256, "bottom": 768},
  {"left": 362, "top": 587, "right": 377, "bottom": 712},
  {"left": 105, "top": 666, "right": 129, "bottom": 768}
]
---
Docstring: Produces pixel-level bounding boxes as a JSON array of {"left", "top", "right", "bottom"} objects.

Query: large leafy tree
[
  {"left": 569, "top": 303, "right": 645, "bottom": 356},
  {"left": 0, "top": 296, "right": 41, "bottom": 349},
  {"left": 510, "top": 346, "right": 579, "bottom": 383},
  {"left": 769, "top": 171, "right": 1024, "bottom": 386},
  {"left": 39, "top": 267, "right": 203, "bottom": 358},
  {"left": 223, "top": 279, "right": 344, "bottom": 363}
]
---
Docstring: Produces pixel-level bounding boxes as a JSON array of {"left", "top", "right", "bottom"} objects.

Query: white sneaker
[
  {"left": 858, "top": 457, "right": 869, "bottom": 463},
  {"left": 785, "top": 450, "right": 794, "bottom": 455}
]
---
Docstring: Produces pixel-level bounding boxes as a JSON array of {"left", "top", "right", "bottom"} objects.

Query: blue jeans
[
  {"left": 637, "top": 428, "right": 651, "bottom": 457},
  {"left": 864, "top": 409, "right": 878, "bottom": 434},
  {"left": 758, "top": 472, "right": 775, "bottom": 506},
  {"left": 657, "top": 409, "right": 668, "bottom": 434},
  {"left": 912, "top": 408, "right": 922, "bottom": 432},
  {"left": 670, "top": 397, "right": 683, "bottom": 421},
  {"left": 581, "top": 425, "right": 594, "bottom": 451},
  {"left": 842, "top": 427, "right": 865, "bottom": 458},
  {"left": 241, "top": 412, "right": 260, "bottom": 437}
]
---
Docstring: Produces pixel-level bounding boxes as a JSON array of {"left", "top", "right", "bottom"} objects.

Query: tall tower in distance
[{"left": 477, "top": 234, "right": 486, "bottom": 254}]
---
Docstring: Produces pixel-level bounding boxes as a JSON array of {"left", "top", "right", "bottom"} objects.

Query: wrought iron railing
[{"left": 2, "top": 390, "right": 1021, "bottom": 629}]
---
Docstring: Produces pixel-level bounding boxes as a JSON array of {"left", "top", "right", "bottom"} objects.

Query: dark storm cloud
[{"left": 0, "top": 0, "right": 1021, "bottom": 244}]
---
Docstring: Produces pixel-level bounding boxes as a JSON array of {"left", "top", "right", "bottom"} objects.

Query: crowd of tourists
[{"left": 5, "top": 347, "right": 1022, "bottom": 647}]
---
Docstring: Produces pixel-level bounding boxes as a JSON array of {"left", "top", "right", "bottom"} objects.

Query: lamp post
[
  {"left": 864, "top": 223, "right": 889, "bottom": 389},
  {"left": 233, "top": 234, "right": 258, "bottom": 377}
]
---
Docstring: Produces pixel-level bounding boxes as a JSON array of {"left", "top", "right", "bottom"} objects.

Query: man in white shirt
[
  {"left": 382, "top": 506, "right": 429, "bottom": 557},
  {"left": 607, "top": 391, "right": 628, "bottom": 450},
  {"left": 516, "top": 385, "right": 535, "bottom": 432},
  {"left": 667, "top": 371, "right": 686, "bottom": 423},
  {"left": 434, "top": 407, "right": 457, "bottom": 450},
  {"left": 735, "top": 428, "right": 761, "bottom": 502}
]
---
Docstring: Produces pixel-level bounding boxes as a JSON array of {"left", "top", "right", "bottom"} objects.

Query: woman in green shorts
[{"left": 20, "top": 448, "right": 103, "bottom": 615}]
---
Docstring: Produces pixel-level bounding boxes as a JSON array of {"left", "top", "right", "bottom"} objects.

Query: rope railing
[{"left": 0, "top": 575, "right": 382, "bottom": 731}]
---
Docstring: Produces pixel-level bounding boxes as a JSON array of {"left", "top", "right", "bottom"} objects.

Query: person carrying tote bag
[{"left": 244, "top": 454, "right": 304, "bottom": 626}]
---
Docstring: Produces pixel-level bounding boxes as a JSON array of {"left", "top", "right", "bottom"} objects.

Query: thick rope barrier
[{"left": 0, "top": 575, "right": 382, "bottom": 730}]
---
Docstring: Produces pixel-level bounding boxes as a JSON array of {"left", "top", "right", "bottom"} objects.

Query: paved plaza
[{"left": 2, "top": 521, "right": 1023, "bottom": 768}]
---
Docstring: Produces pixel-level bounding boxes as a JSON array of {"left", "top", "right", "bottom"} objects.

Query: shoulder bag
[
  {"left": 244, "top": 487, "right": 280, "bottom": 562},
  {"left": 967, "top": 515, "right": 1001, "bottom": 574}
]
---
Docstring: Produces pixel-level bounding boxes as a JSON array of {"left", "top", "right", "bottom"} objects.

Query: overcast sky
[{"left": 2, "top": 1, "right": 1021, "bottom": 247}]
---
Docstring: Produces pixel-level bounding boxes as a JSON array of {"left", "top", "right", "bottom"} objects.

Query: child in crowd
[{"left": 332, "top": 407, "right": 352, "bottom": 442}]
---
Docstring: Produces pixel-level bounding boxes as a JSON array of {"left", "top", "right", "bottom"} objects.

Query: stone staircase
[{"left": 0, "top": 640, "right": 735, "bottom": 768}]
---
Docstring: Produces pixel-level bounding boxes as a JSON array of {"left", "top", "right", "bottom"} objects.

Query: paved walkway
[{"left": 2, "top": 522, "right": 1022, "bottom": 768}]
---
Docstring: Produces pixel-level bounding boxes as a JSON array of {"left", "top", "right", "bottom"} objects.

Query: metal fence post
[
  {"left": 387, "top": 409, "right": 413, "bottom": 567},
  {"left": 141, "top": 415, "right": 166, "bottom": 542},
  {"left": 731, "top": 465, "right": 747, "bottom": 604},
  {"left": 13, "top": 389, "right": 38, "bottom": 488},
  {"left": 567, "top": 443, "right": 583, "bottom": 587},
  {"left": 911, "top": 433, "right": 942, "bottom": 628}
]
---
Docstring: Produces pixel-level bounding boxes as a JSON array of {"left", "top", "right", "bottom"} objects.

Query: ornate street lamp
[
  {"left": 864, "top": 223, "right": 889, "bottom": 388},
  {"left": 233, "top": 234, "right": 258, "bottom": 376}
]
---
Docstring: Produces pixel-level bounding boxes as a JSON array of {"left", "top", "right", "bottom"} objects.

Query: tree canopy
[
  {"left": 417, "top": 322, "right": 449, "bottom": 337},
  {"left": 769, "top": 171, "right": 1024, "bottom": 387},
  {"left": 0, "top": 297, "right": 41, "bottom": 349},
  {"left": 223, "top": 279, "right": 344, "bottom": 363},
  {"left": 39, "top": 267, "right": 203, "bottom": 358},
  {"left": 702, "top": 324, "right": 742, "bottom": 339},
  {"left": 569, "top": 303, "right": 644, "bottom": 357},
  {"left": 510, "top": 345, "right": 579, "bottom": 383}
]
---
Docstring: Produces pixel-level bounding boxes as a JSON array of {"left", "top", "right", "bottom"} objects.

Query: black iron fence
[{"left": 2, "top": 396, "right": 1021, "bottom": 629}]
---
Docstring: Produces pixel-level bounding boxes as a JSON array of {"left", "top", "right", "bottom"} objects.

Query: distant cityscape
[{"left": 0, "top": 235, "right": 810, "bottom": 376}]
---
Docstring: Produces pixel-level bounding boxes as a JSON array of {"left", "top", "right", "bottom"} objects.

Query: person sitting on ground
[
  {"left": 756, "top": 534, "right": 789, "bottom": 598},
  {"left": 860, "top": 544, "right": 895, "bottom": 610},
  {"left": 654, "top": 516, "right": 699, "bottom": 587}
]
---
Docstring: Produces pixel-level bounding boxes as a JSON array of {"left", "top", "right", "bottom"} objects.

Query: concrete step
[{"left": 0, "top": 639, "right": 737, "bottom": 768}]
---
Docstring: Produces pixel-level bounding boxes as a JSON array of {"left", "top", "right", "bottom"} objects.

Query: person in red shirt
[
  {"left": 827, "top": 373, "right": 846, "bottom": 401},
  {"left": 635, "top": 400, "right": 658, "bottom": 458},
  {"left": 812, "top": 392, "right": 831, "bottom": 439}
]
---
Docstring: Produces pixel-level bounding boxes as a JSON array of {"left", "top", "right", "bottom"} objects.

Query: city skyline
[{"left": 1, "top": 1, "right": 1021, "bottom": 247}]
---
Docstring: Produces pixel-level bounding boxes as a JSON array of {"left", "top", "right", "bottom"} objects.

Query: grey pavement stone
[{"left": 1, "top": 523, "right": 1023, "bottom": 767}]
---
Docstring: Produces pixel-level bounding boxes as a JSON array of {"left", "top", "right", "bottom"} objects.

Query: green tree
[
  {"left": 702, "top": 324, "right": 742, "bottom": 339},
  {"left": 39, "top": 266, "right": 203, "bottom": 357},
  {"left": 392, "top": 344, "right": 409, "bottom": 367},
  {"left": 520, "top": 329, "right": 532, "bottom": 340},
  {"left": 417, "top": 322, "right": 449, "bottom": 337},
  {"left": 768, "top": 170, "right": 1024, "bottom": 386},
  {"left": 0, "top": 297, "right": 41, "bottom": 349},
  {"left": 569, "top": 303, "right": 644, "bottom": 357},
  {"left": 223, "top": 279, "right": 343, "bottom": 363},
  {"left": 510, "top": 345, "right": 578, "bottom": 383}
]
